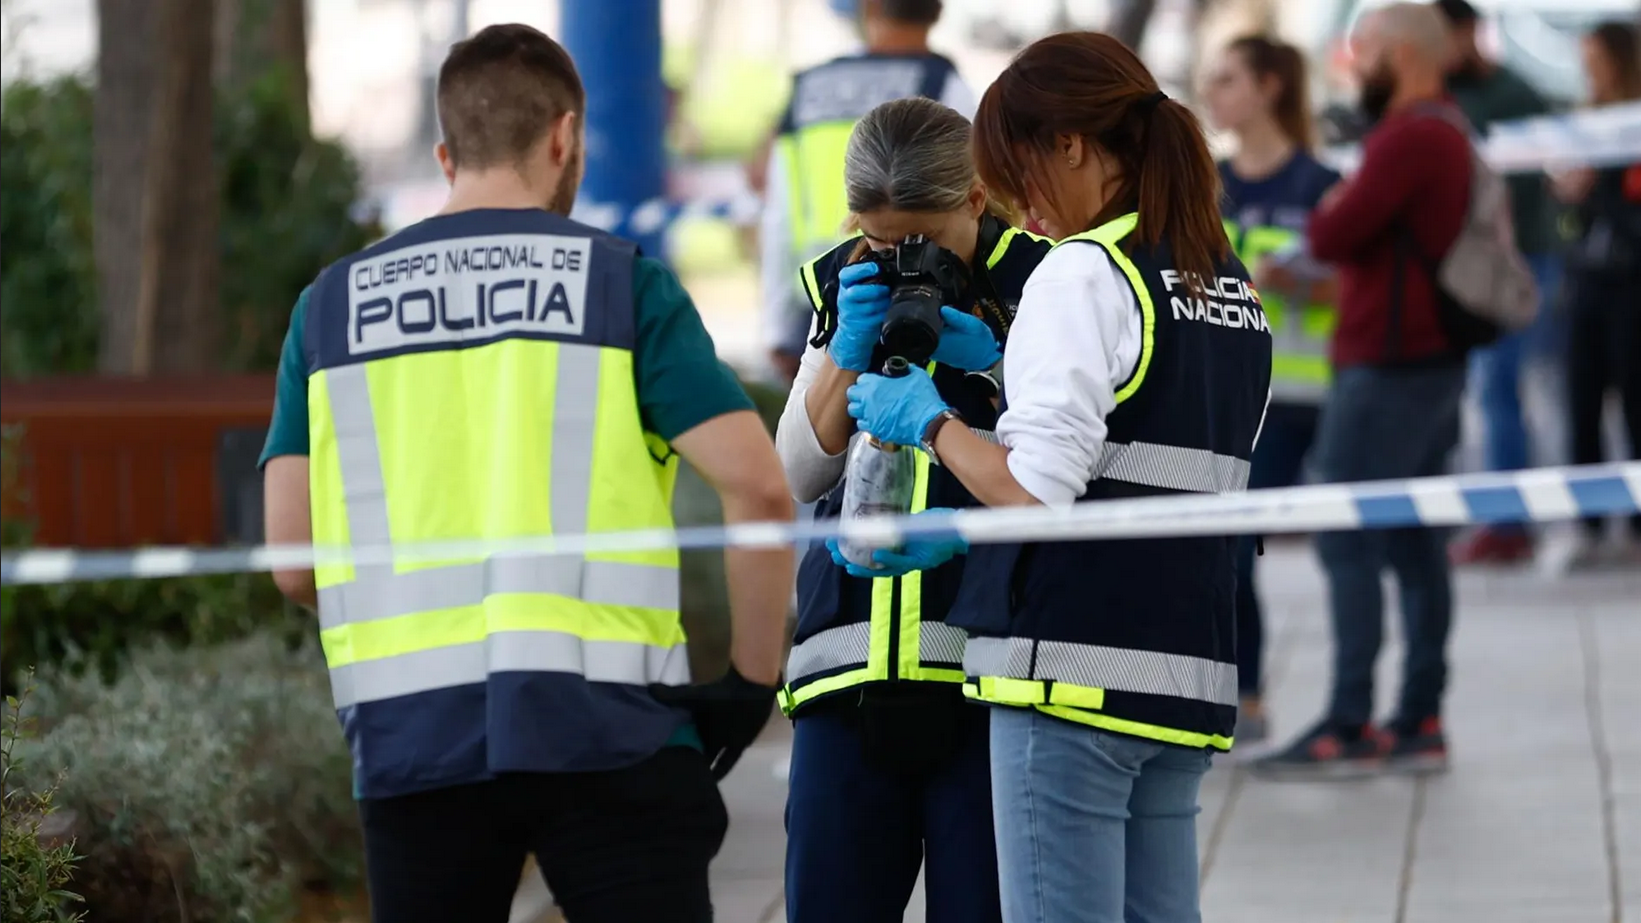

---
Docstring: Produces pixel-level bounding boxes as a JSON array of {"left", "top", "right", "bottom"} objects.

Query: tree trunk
[
  {"left": 94, "top": 0, "right": 155, "bottom": 374},
  {"left": 216, "top": 0, "right": 310, "bottom": 132},
  {"left": 94, "top": 0, "right": 220, "bottom": 375}
]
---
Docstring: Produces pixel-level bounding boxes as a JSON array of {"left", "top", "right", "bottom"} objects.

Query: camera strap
[{"left": 971, "top": 216, "right": 1014, "bottom": 342}]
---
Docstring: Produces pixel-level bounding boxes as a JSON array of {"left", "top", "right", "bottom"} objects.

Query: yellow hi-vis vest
[
  {"left": 775, "top": 53, "right": 962, "bottom": 261},
  {"left": 1223, "top": 218, "right": 1334, "bottom": 403},
  {"left": 302, "top": 210, "right": 686, "bottom": 796}
]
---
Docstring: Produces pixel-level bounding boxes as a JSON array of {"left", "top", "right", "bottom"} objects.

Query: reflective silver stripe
[
  {"left": 551, "top": 343, "right": 600, "bottom": 537},
  {"left": 318, "top": 556, "right": 679, "bottom": 626},
  {"left": 326, "top": 363, "right": 394, "bottom": 585},
  {"left": 964, "top": 636, "right": 1239, "bottom": 707},
  {"left": 785, "top": 619, "right": 971, "bottom": 685},
  {"left": 786, "top": 621, "right": 870, "bottom": 683},
  {"left": 329, "top": 631, "right": 691, "bottom": 708},
  {"left": 917, "top": 620, "right": 968, "bottom": 666},
  {"left": 1095, "top": 440, "right": 1251, "bottom": 494}
]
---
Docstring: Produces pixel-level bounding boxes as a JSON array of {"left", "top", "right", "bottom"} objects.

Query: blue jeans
[
  {"left": 1234, "top": 402, "right": 1321, "bottom": 696},
  {"left": 1470, "top": 254, "right": 1562, "bottom": 480},
  {"left": 1311, "top": 362, "right": 1465, "bottom": 727},
  {"left": 990, "top": 709, "right": 1212, "bottom": 923}
]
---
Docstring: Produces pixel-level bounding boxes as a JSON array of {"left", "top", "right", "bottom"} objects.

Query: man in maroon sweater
[{"left": 1253, "top": 2, "right": 1470, "bottom": 780}]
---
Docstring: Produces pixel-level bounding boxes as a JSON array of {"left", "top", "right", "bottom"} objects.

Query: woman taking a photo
[
  {"left": 774, "top": 95, "right": 1052, "bottom": 923},
  {"left": 1201, "top": 34, "right": 1341, "bottom": 743},
  {"left": 1552, "top": 19, "right": 1641, "bottom": 568},
  {"left": 846, "top": 33, "right": 1272, "bottom": 923}
]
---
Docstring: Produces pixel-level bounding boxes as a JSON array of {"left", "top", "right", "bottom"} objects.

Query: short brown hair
[
  {"left": 973, "top": 32, "right": 1227, "bottom": 287},
  {"left": 1227, "top": 35, "right": 1315, "bottom": 150},
  {"left": 436, "top": 24, "right": 585, "bottom": 170}
]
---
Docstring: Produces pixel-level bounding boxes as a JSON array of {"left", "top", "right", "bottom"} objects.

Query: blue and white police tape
[
  {"left": 2, "top": 462, "right": 1637, "bottom": 587},
  {"left": 562, "top": 101, "right": 1641, "bottom": 236}
]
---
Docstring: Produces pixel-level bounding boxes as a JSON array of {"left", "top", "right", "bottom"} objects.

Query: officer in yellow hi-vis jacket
[{"left": 259, "top": 24, "right": 794, "bottom": 923}]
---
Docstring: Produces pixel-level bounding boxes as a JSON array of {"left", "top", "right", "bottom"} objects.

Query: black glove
[{"left": 650, "top": 665, "right": 779, "bottom": 781}]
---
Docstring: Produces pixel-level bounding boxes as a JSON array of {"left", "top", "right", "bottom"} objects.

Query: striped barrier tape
[
  {"left": 2, "top": 462, "right": 1637, "bottom": 587},
  {"left": 551, "top": 101, "right": 1641, "bottom": 237}
]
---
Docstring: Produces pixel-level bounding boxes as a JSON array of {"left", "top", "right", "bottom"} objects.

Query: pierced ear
[{"left": 1062, "top": 135, "right": 1086, "bottom": 169}]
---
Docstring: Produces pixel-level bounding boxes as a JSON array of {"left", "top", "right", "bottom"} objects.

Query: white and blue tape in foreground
[{"left": 2, "top": 462, "right": 1637, "bottom": 586}]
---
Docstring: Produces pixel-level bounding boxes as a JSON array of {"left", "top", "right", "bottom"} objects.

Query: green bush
[
  {"left": 216, "top": 68, "right": 377, "bottom": 371},
  {"left": 0, "top": 69, "right": 373, "bottom": 378},
  {"left": 0, "top": 571, "right": 306, "bottom": 693},
  {"left": 12, "top": 632, "right": 357, "bottom": 923},
  {"left": 1, "top": 680, "right": 86, "bottom": 923},
  {"left": 0, "top": 77, "right": 98, "bottom": 377}
]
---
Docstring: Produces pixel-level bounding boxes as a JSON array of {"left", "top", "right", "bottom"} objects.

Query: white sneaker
[{"left": 1539, "top": 529, "right": 1605, "bottom": 576}]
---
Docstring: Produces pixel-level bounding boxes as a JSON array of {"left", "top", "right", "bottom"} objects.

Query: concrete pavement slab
[{"left": 707, "top": 547, "right": 1634, "bottom": 923}]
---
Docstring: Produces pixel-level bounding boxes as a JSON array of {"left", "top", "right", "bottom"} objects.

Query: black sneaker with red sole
[
  {"left": 1384, "top": 716, "right": 1449, "bottom": 775},
  {"left": 1248, "top": 720, "right": 1391, "bottom": 780}
]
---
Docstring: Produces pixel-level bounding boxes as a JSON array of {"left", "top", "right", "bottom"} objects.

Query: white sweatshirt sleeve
[
  {"left": 775, "top": 313, "right": 852, "bottom": 503},
  {"left": 759, "top": 143, "right": 800, "bottom": 353},
  {"left": 996, "top": 244, "right": 1143, "bottom": 507}
]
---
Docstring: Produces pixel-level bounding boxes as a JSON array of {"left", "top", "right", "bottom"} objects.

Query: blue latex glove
[
  {"left": 930, "top": 306, "right": 1002, "bottom": 371},
  {"left": 828, "top": 262, "right": 891, "bottom": 372},
  {"left": 846, "top": 365, "right": 950, "bottom": 448},
  {"left": 825, "top": 509, "right": 969, "bottom": 579}
]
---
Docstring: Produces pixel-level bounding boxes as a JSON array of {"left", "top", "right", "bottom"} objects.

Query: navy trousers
[{"left": 784, "top": 703, "right": 1002, "bottom": 923}]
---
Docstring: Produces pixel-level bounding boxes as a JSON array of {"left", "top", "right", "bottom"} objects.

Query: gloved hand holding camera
[
  {"left": 829, "top": 262, "right": 892, "bottom": 373},
  {"left": 650, "top": 665, "right": 779, "bottom": 781},
  {"left": 929, "top": 307, "right": 1001, "bottom": 372}
]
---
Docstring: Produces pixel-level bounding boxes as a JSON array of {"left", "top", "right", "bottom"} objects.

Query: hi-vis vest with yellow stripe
[
  {"left": 302, "top": 209, "right": 687, "bottom": 798},
  {"left": 779, "top": 217, "right": 1053, "bottom": 716},
  {"left": 952, "top": 213, "right": 1272, "bottom": 752},
  {"left": 775, "top": 53, "right": 959, "bottom": 262},
  {"left": 1223, "top": 217, "right": 1335, "bottom": 403}
]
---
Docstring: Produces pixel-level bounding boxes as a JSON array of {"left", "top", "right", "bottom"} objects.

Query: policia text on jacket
[{"left": 348, "top": 236, "right": 592, "bottom": 352}]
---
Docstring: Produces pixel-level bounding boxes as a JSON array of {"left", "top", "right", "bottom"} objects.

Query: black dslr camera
[{"left": 865, "top": 235, "right": 969, "bottom": 366}]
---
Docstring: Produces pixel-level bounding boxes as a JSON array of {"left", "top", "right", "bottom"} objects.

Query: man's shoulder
[{"left": 1370, "top": 105, "right": 1472, "bottom": 156}]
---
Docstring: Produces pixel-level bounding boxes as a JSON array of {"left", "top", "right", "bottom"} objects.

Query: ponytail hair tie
[{"left": 1136, "top": 90, "right": 1168, "bottom": 116}]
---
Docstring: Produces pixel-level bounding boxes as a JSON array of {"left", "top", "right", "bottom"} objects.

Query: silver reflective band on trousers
[
  {"left": 785, "top": 619, "right": 970, "bottom": 685},
  {"left": 1094, "top": 440, "right": 1251, "bottom": 494},
  {"left": 317, "top": 344, "right": 688, "bottom": 710},
  {"left": 963, "top": 637, "right": 1240, "bottom": 707}
]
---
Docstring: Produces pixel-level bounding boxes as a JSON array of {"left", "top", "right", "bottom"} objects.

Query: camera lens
[{"left": 881, "top": 285, "right": 944, "bottom": 366}]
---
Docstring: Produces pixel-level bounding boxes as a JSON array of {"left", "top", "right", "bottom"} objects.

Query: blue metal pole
[{"left": 561, "top": 0, "right": 668, "bottom": 262}]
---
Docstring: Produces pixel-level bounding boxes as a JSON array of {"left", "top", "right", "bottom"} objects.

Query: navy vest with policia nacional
[
  {"left": 951, "top": 212, "right": 1273, "bottom": 751},
  {"left": 779, "top": 214, "right": 1053, "bottom": 716},
  {"left": 302, "top": 209, "right": 691, "bottom": 799}
]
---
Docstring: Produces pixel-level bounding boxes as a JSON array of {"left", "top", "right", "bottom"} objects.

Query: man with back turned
[{"left": 259, "top": 24, "right": 795, "bottom": 923}]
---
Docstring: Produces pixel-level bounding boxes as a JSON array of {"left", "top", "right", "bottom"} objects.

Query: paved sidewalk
[{"left": 707, "top": 543, "right": 1641, "bottom": 923}]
